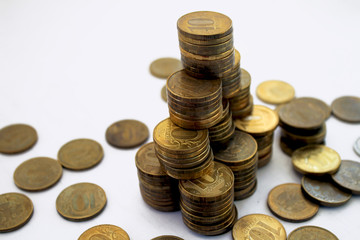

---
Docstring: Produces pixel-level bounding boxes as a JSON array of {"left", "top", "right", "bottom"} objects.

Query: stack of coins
[
  {"left": 179, "top": 162, "right": 237, "bottom": 235},
  {"left": 135, "top": 142, "right": 180, "bottom": 212},
  {"left": 213, "top": 131, "right": 258, "bottom": 200},
  {"left": 153, "top": 118, "right": 213, "bottom": 180},
  {"left": 166, "top": 70, "right": 223, "bottom": 130},
  {"left": 221, "top": 49, "right": 241, "bottom": 99}
]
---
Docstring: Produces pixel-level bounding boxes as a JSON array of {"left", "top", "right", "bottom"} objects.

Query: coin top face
[
  {"left": 331, "top": 96, "right": 360, "bottom": 123},
  {"left": 354, "top": 137, "right": 360, "bottom": 156},
  {"left": 292, "top": 145, "right": 341, "bottom": 175},
  {"left": 300, "top": 97, "right": 331, "bottom": 120},
  {"left": 256, "top": 80, "right": 295, "bottom": 104},
  {"left": 150, "top": 58, "right": 183, "bottom": 79},
  {"left": 161, "top": 85, "right": 167, "bottom": 102},
  {"left": 151, "top": 236, "right": 184, "bottom": 240},
  {"left": 78, "top": 224, "right": 130, "bottom": 240},
  {"left": 0, "top": 124, "right": 37, "bottom": 154},
  {"left": 106, "top": 119, "right": 149, "bottom": 148},
  {"left": 58, "top": 138, "right": 103, "bottom": 170},
  {"left": 56, "top": 182, "right": 107, "bottom": 221},
  {"left": 331, "top": 160, "right": 360, "bottom": 194},
  {"left": 267, "top": 183, "right": 319, "bottom": 222},
  {"left": 135, "top": 142, "right": 166, "bottom": 176},
  {"left": 0, "top": 192, "right": 33, "bottom": 232},
  {"left": 14, "top": 157, "right": 62, "bottom": 191},
  {"left": 288, "top": 225, "right": 339, "bottom": 240},
  {"left": 232, "top": 213, "right": 286, "bottom": 240}
]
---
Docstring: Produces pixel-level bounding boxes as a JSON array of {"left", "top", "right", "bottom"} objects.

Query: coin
[
  {"left": 161, "top": 85, "right": 167, "bottom": 102},
  {"left": 136, "top": 142, "right": 167, "bottom": 177},
  {"left": 14, "top": 157, "right": 62, "bottom": 191},
  {"left": 0, "top": 123, "right": 37, "bottom": 154},
  {"left": 232, "top": 213, "right": 286, "bottom": 240},
  {"left": 267, "top": 183, "right": 319, "bottom": 222},
  {"left": 149, "top": 57, "right": 183, "bottom": 79},
  {"left": 292, "top": 145, "right": 341, "bottom": 175},
  {"left": 301, "top": 97, "right": 331, "bottom": 120},
  {"left": 288, "top": 225, "right": 339, "bottom": 240},
  {"left": 151, "top": 236, "right": 184, "bottom": 240},
  {"left": 0, "top": 192, "right": 33, "bottom": 232},
  {"left": 106, "top": 119, "right": 149, "bottom": 148},
  {"left": 79, "top": 224, "right": 130, "bottom": 240},
  {"left": 354, "top": 137, "right": 360, "bottom": 156},
  {"left": 256, "top": 80, "right": 295, "bottom": 104},
  {"left": 331, "top": 96, "right": 360, "bottom": 123},
  {"left": 56, "top": 182, "right": 107, "bottom": 221},
  {"left": 331, "top": 160, "right": 360, "bottom": 194},
  {"left": 58, "top": 138, "right": 103, "bottom": 170}
]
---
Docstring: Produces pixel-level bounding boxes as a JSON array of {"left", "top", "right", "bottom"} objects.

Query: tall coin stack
[{"left": 221, "top": 49, "right": 242, "bottom": 99}]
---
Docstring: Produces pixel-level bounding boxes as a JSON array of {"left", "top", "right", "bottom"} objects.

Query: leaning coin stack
[
  {"left": 135, "top": 142, "right": 180, "bottom": 212},
  {"left": 221, "top": 49, "right": 241, "bottom": 99},
  {"left": 179, "top": 161, "right": 237, "bottom": 235}
]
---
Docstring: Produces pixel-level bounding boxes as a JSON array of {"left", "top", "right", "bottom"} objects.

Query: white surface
[{"left": 1, "top": 0, "right": 360, "bottom": 239}]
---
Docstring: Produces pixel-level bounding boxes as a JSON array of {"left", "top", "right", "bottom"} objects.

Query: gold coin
[
  {"left": 0, "top": 123, "right": 37, "bottom": 154},
  {"left": 106, "top": 119, "right": 149, "bottom": 148},
  {"left": 14, "top": 157, "right": 62, "bottom": 191},
  {"left": 232, "top": 213, "right": 286, "bottom": 240},
  {"left": 149, "top": 57, "right": 183, "bottom": 79},
  {"left": 151, "top": 236, "right": 184, "bottom": 240},
  {"left": 79, "top": 224, "right": 130, "bottom": 240},
  {"left": 256, "top": 80, "right": 295, "bottom": 104},
  {"left": 135, "top": 142, "right": 167, "bottom": 177},
  {"left": 58, "top": 138, "right": 103, "bottom": 170},
  {"left": 0, "top": 192, "right": 33, "bottom": 232},
  {"left": 161, "top": 85, "right": 167, "bottom": 102},
  {"left": 292, "top": 145, "right": 341, "bottom": 175},
  {"left": 288, "top": 225, "right": 339, "bottom": 240},
  {"left": 56, "top": 182, "right": 107, "bottom": 221}
]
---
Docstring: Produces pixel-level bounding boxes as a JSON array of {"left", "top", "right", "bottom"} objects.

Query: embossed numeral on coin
[
  {"left": 72, "top": 193, "right": 95, "bottom": 212},
  {"left": 249, "top": 221, "right": 282, "bottom": 240},
  {"left": 187, "top": 18, "right": 214, "bottom": 31}
]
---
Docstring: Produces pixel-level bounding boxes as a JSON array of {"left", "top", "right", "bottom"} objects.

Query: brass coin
[
  {"left": 0, "top": 124, "right": 37, "bottom": 154},
  {"left": 292, "top": 145, "right": 341, "bottom": 175},
  {"left": 288, "top": 225, "right": 339, "bottom": 240},
  {"left": 161, "top": 85, "right": 167, "bottom": 102},
  {"left": 14, "top": 157, "right": 62, "bottom": 191},
  {"left": 58, "top": 138, "right": 104, "bottom": 170},
  {"left": 267, "top": 183, "right": 319, "bottom": 222},
  {"left": 56, "top": 182, "right": 107, "bottom": 221},
  {"left": 0, "top": 192, "right": 33, "bottom": 232},
  {"left": 331, "top": 160, "right": 360, "bottom": 194},
  {"left": 301, "top": 176, "right": 352, "bottom": 207},
  {"left": 232, "top": 213, "right": 286, "bottom": 240},
  {"left": 79, "top": 224, "right": 130, "bottom": 240},
  {"left": 301, "top": 97, "right": 331, "bottom": 120},
  {"left": 151, "top": 236, "right": 184, "bottom": 240},
  {"left": 256, "top": 80, "right": 295, "bottom": 104},
  {"left": 149, "top": 57, "right": 182, "bottom": 79},
  {"left": 331, "top": 96, "right": 360, "bottom": 123},
  {"left": 240, "top": 68, "right": 251, "bottom": 90},
  {"left": 135, "top": 142, "right": 167, "bottom": 177},
  {"left": 106, "top": 119, "right": 149, "bottom": 148}
]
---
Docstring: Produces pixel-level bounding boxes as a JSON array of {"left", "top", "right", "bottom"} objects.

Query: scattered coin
[
  {"left": 256, "top": 80, "right": 295, "bottom": 104},
  {"left": 14, "top": 157, "right": 62, "bottom": 191},
  {"left": 288, "top": 225, "right": 339, "bottom": 240},
  {"left": 78, "top": 224, "right": 130, "bottom": 240},
  {"left": 106, "top": 119, "right": 149, "bottom": 148},
  {"left": 56, "top": 182, "right": 107, "bottom": 221},
  {"left": 161, "top": 85, "right": 167, "bottom": 102},
  {"left": 331, "top": 160, "right": 360, "bottom": 194},
  {"left": 0, "top": 123, "right": 37, "bottom": 154},
  {"left": 58, "top": 138, "right": 104, "bottom": 170},
  {"left": 151, "top": 236, "right": 184, "bottom": 240},
  {"left": 150, "top": 58, "right": 183, "bottom": 79},
  {"left": 331, "top": 96, "right": 360, "bottom": 123},
  {"left": 353, "top": 137, "right": 360, "bottom": 157},
  {"left": 0, "top": 192, "right": 33, "bottom": 232}
]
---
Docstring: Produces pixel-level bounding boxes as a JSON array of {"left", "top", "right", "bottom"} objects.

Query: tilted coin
[
  {"left": 331, "top": 96, "right": 360, "bottom": 123},
  {"left": 161, "top": 85, "right": 167, "bottom": 102},
  {"left": 56, "top": 182, "right": 107, "bottom": 221},
  {"left": 267, "top": 183, "right": 319, "bottom": 222},
  {"left": 0, "top": 124, "right": 37, "bottom": 154},
  {"left": 256, "top": 80, "right": 295, "bottom": 104},
  {"left": 354, "top": 137, "right": 360, "bottom": 156},
  {"left": 149, "top": 57, "right": 183, "bottom": 79},
  {"left": 79, "top": 224, "right": 130, "bottom": 240},
  {"left": 288, "top": 225, "right": 339, "bottom": 240},
  {"left": 106, "top": 119, "right": 149, "bottom": 148},
  {"left": 14, "top": 157, "right": 62, "bottom": 191},
  {"left": 151, "top": 236, "right": 184, "bottom": 240},
  {"left": 0, "top": 192, "right": 33, "bottom": 232},
  {"left": 58, "top": 138, "right": 103, "bottom": 170},
  {"left": 331, "top": 160, "right": 360, "bottom": 194},
  {"left": 135, "top": 142, "right": 167, "bottom": 177}
]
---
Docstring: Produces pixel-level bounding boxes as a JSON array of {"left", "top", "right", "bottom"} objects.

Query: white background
[{"left": 1, "top": 0, "right": 360, "bottom": 239}]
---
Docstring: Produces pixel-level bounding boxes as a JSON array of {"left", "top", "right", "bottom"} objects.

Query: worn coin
[
  {"left": 331, "top": 96, "right": 360, "bottom": 123},
  {"left": 267, "top": 183, "right": 319, "bottom": 222},
  {"left": 79, "top": 224, "right": 130, "bottom": 240},
  {"left": 0, "top": 192, "right": 33, "bottom": 232},
  {"left": 288, "top": 225, "right": 339, "bottom": 240},
  {"left": 135, "top": 142, "right": 167, "bottom": 177},
  {"left": 0, "top": 124, "right": 37, "bottom": 154},
  {"left": 331, "top": 160, "right": 360, "bottom": 194},
  {"left": 256, "top": 80, "right": 295, "bottom": 104},
  {"left": 151, "top": 236, "right": 184, "bottom": 240},
  {"left": 106, "top": 119, "right": 149, "bottom": 148},
  {"left": 301, "top": 97, "right": 331, "bottom": 120},
  {"left": 14, "top": 157, "right": 62, "bottom": 191},
  {"left": 56, "top": 182, "right": 107, "bottom": 221},
  {"left": 150, "top": 58, "right": 182, "bottom": 79},
  {"left": 161, "top": 85, "right": 167, "bottom": 102},
  {"left": 354, "top": 137, "right": 360, "bottom": 156}
]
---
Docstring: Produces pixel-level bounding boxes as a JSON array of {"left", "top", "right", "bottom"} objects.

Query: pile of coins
[{"left": 221, "top": 49, "right": 241, "bottom": 99}]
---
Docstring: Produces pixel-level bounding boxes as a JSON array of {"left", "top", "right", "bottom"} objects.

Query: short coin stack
[{"left": 221, "top": 49, "right": 241, "bottom": 99}]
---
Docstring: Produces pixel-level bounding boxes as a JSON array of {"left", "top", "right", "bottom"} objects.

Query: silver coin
[{"left": 354, "top": 137, "right": 360, "bottom": 157}]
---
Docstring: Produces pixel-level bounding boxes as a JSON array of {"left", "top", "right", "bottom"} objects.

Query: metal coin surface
[
  {"left": 161, "top": 85, "right": 167, "bottom": 102},
  {"left": 106, "top": 119, "right": 149, "bottom": 148},
  {"left": 331, "top": 160, "right": 360, "bottom": 194},
  {"left": 0, "top": 124, "right": 37, "bottom": 154},
  {"left": 256, "top": 80, "right": 295, "bottom": 104},
  {"left": 288, "top": 225, "right": 339, "bottom": 240},
  {"left": 301, "top": 97, "right": 331, "bottom": 120},
  {"left": 292, "top": 145, "right": 341, "bottom": 175},
  {"left": 354, "top": 137, "right": 360, "bottom": 156},
  {"left": 79, "top": 224, "right": 130, "bottom": 240},
  {"left": 0, "top": 192, "right": 33, "bottom": 232},
  {"left": 232, "top": 213, "right": 286, "bottom": 240},
  {"left": 14, "top": 157, "right": 62, "bottom": 191},
  {"left": 151, "top": 236, "right": 184, "bottom": 240},
  {"left": 58, "top": 138, "right": 103, "bottom": 170},
  {"left": 331, "top": 96, "right": 360, "bottom": 123},
  {"left": 267, "top": 183, "right": 319, "bottom": 222},
  {"left": 150, "top": 57, "right": 182, "bottom": 79},
  {"left": 135, "top": 142, "right": 167, "bottom": 177},
  {"left": 56, "top": 182, "right": 107, "bottom": 221}
]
